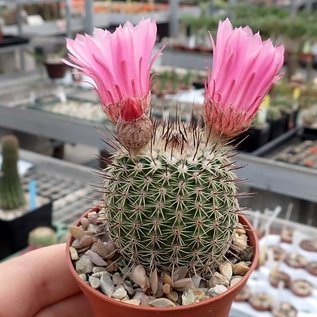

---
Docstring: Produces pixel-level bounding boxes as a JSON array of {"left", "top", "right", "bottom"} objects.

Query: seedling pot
[{"left": 268, "top": 114, "right": 288, "bottom": 141}]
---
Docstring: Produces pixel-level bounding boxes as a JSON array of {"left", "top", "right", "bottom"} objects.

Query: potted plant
[
  {"left": 181, "top": 70, "right": 192, "bottom": 90},
  {"left": 236, "top": 118, "right": 270, "bottom": 153},
  {"left": 30, "top": 45, "right": 67, "bottom": 80},
  {"left": 0, "top": 135, "right": 52, "bottom": 259},
  {"left": 301, "top": 106, "right": 317, "bottom": 138},
  {"left": 43, "top": 53, "right": 68, "bottom": 79},
  {"left": 271, "top": 82, "right": 300, "bottom": 130},
  {"left": 64, "top": 18, "right": 284, "bottom": 317},
  {"left": 267, "top": 106, "right": 287, "bottom": 140}
]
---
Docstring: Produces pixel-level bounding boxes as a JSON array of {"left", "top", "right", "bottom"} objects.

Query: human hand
[{"left": 0, "top": 243, "right": 93, "bottom": 317}]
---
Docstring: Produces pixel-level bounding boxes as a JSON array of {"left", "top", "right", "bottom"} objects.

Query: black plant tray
[
  {"left": 0, "top": 35, "right": 30, "bottom": 47},
  {"left": 302, "top": 125, "right": 317, "bottom": 140},
  {"left": 252, "top": 128, "right": 300, "bottom": 157},
  {"left": 0, "top": 199, "right": 52, "bottom": 260},
  {"left": 252, "top": 128, "right": 317, "bottom": 170}
]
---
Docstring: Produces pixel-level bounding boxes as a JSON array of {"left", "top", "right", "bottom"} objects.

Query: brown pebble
[
  {"left": 86, "top": 223, "right": 97, "bottom": 234},
  {"left": 191, "top": 276, "right": 201, "bottom": 288},
  {"left": 173, "top": 266, "right": 188, "bottom": 281},
  {"left": 209, "top": 272, "right": 229, "bottom": 288},
  {"left": 231, "top": 233, "right": 248, "bottom": 253},
  {"left": 131, "top": 265, "right": 149, "bottom": 291},
  {"left": 69, "top": 226, "right": 86, "bottom": 240},
  {"left": 76, "top": 246, "right": 91, "bottom": 254},
  {"left": 233, "top": 262, "right": 249, "bottom": 276},
  {"left": 236, "top": 224, "right": 246, "bottom": 235},
  {"left": 167, "top": 290, "right": 178, "bottom": 302},
  {"left": 87, "top": 211, "right": 98, "bottom": 223},
  {"left": 149, "top": 298, "right": 176, "bottom": 307},
  {"left": 163, "top": 283, "right": 171, "bottom": 295},
  {"left": 86, "top": 250, "right": 107, "bottom": 266},
  {"left": 107, "top": 260, "right": 118, "bottom": 273},
  {"left": 173, "top": 278, "right": 193, "bottom": 291},
  {"left": 162, "top": 272, "right": 173, "bottom": 286},
  {"left": 80, "top": 217, "right": 90, "bottom": 229},
  {"left": 156, "top": 279, "right": 164, "bottom": 297},
  {"left": 104, "top": 241, "right": 117, "bottom": 259},
  {"left": 71, "top": 239, "right": 81, "bottom": 249},
  {"left": 219, "top": 261, "right": 233, "bottom": 280},
  {"left": 141, "top": 295, "right": 156, "bottom": 307},
  {"left": 239, "top": 246, "right": 254, "bottom": 261},
  {"left": 230, "top": 276, "right": 243, "bottom": 288},
  {"left": 75, "top": 235, "right": 94, "bottom": 249},
  {"left": 149, "top": 269, "right": 158, "bottom": 295},
  {"left": 95, "top": 239, "right": 109, "bottom": 258},
  {"left": 122, "top": 299, "right": 140, "bottom": 306},
  {"left": 69, "top": 246, "right": 79, "bottom": 261}
]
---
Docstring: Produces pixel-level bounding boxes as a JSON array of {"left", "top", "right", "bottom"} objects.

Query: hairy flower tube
[{"left": 204, "top": 18, "right": 284, "bottom": 138}]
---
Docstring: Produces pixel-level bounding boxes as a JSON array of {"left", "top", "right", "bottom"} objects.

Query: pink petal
[
  {"left": 204, "top": 18, "right": 284, "bottom": 138},
  {"left": 64, "top": 19, "right": 161, "bottom": 123}
]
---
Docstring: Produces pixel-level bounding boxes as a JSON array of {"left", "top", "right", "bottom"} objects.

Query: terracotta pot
[{"left": 66, "top": 209, "right": 259, "bottom": 317}]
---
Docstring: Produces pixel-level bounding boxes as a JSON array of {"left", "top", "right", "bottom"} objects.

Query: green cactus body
[
  {"left": 102, "top": 123, "right": 240, "bottom": 274},
  {"left": 0, "top": 136, "right": 26, "bottom": 211}
]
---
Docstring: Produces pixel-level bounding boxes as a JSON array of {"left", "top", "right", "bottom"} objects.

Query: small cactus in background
[
  {"left": 65, "top": 19, "right": 284, "bottom": 274},
  {"left": 0, "top": 135, "right": 26, "bottom": 211},
  {"left": 28, "top": 227, "right": 57, "bottom": 248}
]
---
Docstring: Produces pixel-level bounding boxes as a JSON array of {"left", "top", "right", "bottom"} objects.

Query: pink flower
[
  {"left": 205, "top": 18, "right": 284, "bottom": 138},
  {"left": 64, "top": 19, "right": 160, "bottom": 123}
]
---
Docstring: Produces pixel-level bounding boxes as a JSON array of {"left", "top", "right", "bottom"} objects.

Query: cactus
[
  {"left": 0, "top": 135, "right": 26, "bottom": 210},
  {"left": 267, "top": 107, "right": 283, "bottom": 121},
  {"left": 28, "top": 227, "right": 57, "bottom": 248},
  {"left": 65, "top": 18, "right": 284, "bottom": 277},
  {"left": 102, "top": 123, "right": 239, "bottom": 273},
  {"left": 183, "top": 70, "right": 192, "bottom": 89}
]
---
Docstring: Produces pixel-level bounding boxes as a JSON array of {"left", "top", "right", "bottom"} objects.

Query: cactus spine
[
  {"left": 0, "top": 135, "right": 26, "bottom": 211},
  {"left": 102, "top": 121, "right": 240, "bottom": 274}
]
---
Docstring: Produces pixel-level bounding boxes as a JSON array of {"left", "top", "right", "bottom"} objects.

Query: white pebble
[
  {"left": 219, "top": 261, "right": 233, "bottom": 281},
  {"left": 182, "top": 289, "right": 197, "bottom": 305},
  {"left": 122, "top": 299, "right": 141, "bottom": 306},
  {"left": 69, "top": 246, "right": 79, "bottom": 260},
  {"left": 75, "top": 255, "right": 93, "bottom": 274},
  {"left": 100, "top": 272, "right": 114, "bottom": 297},
  {"left": 89, "top": 276, "right": 101, "bottom": 289},
  {"left": 112, "top": 286, "right": 127, "bottom": 300},
  {"left": 208, "top": 284, "right": 228, "bottom": 297}
]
